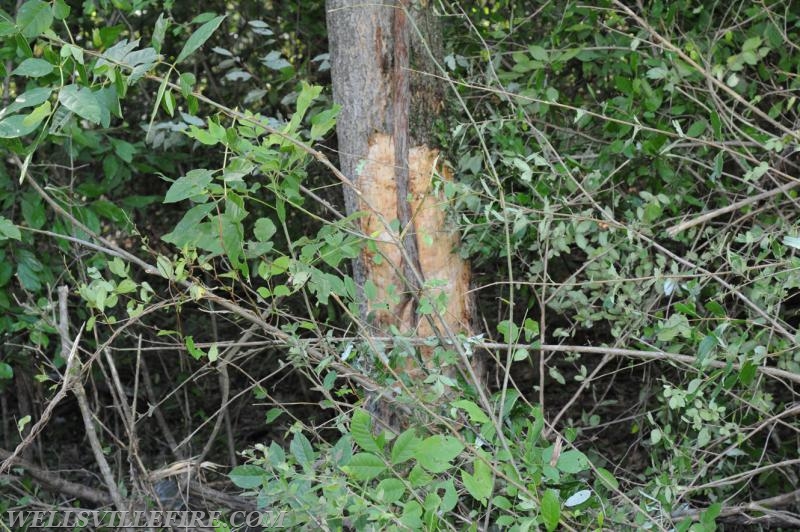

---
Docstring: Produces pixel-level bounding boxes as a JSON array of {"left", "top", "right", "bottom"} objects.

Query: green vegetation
[{"left": 1, "top": 0, "right": 799, "bottom": 530}]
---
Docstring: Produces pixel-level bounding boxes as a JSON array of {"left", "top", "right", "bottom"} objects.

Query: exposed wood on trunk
[
  {"left": 327, "top": 0, "right": 483, "bottom": 401},
  {"left": 358, "top": 134, "right": 472, "bottom": 343}
]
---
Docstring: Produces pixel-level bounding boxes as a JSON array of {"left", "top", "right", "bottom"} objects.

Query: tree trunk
[{"left": 326, "top": 0, "right": 482, "bottom": 422}]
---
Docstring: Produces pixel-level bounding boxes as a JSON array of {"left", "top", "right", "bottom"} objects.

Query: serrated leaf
[
  {"left": 417, "top": 435, "right": 463, "bottom": 473},
  {"left": 59, "top": 85, "right": 102, "bottom": 124},
  {"left": 0, "top": 217, "right": 21, "bottom": 241},
  {"left": 290, "top": 432, "right": 314, "bottom": 468},
  {"left": 342, "top": 452, "right": 386, "bottom": 481},
  {"left": 228, "top": 465, "right": 264, "bottom": 489},
  {"left": 391, "top": 428, "right": 420, "bottom": 465},
  {"left": 376, "top": 478, "right": 405, "bottom": 503},
  {"left": 176, "top": 15, "right": 226, "bottom": 63},
  {"left": 657, "top": 313, "right": 692, "bottom": 342},
  {"left": 462, "top": 458, "right": 493, "bottom": 505},
  {"left": 401, "top": 501, "right": 423, "bottom": 528},
  {"left": 351, "top": 408, "right": 380, "bottom": 453}
]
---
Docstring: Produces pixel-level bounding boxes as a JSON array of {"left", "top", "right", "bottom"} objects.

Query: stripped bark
[{"left": 327, "top": 0, "right": 482, "bottom": 412}]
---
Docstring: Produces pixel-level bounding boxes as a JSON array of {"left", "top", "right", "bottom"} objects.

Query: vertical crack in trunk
[{"left": 392, "top": 0, "right": 422, "bottom": 319}]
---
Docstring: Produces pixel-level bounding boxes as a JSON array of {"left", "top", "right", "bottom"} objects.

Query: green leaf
[
  {"left": 462, "top": 458, "right": 493, "bottom": 505},
  {"left": 782, "top": 235, "right": 800, "bottom": 250},
  {"left": 12, "top": 58, "right": 52, "bottom": 77},
  {"left": 423, "top": 492, "right": 441, "bottom": 513},
  {"left": 541, "top": 489, "right": 560, "bottom": 532},
  {"left": 452, "top": 399, "right": 490, "bottom": 424},
  {"left": 529, "top": 44, "right": 548, "bottom": 61},
  {"left": 701, "top": 502, "right": 722, "bottom": 527},
  {"left": 596, "top": 467, "right": 619, "bottom": 490},
  {"left": 228, "top": 465, "right": 264, "bottom": 489},
  {"left": 52, "top": 0, "right": 70, "bottom": 20},
  {"left": 184, "top": 336, "right": 203, "bottom": 360},
  {"left": 417, "top": 435, "right": 464, "bottom": 473},
  {"left": 650, "top": 428, "right": 662, "bottom": 445},
  {"left": 163, "top": 169, "right": 214, "bottom": 203},
  {"left": 16, "top": 0, "right": 53, "bottom": 38},
  {"left": 253, "top": 217, "right": 276, "bottom": 242},
  {"left": 376, "top": 478, "right": 404, "bottom": 504},
  {"left": 176, "top": 15, "right": 226, "bottom": 64},
  {"left": 151, "top": 13, "right": 168, "bottom": 53},
  {"left": 16, "top": 250, "right": 43, "bottom": 291},
  {"left": 686, "top": 120, "right": 707, "bottom": 138},
  {"left": 156, "top": 255, "right": 173, "bottom": 279},
  {"left": 22, "top": 101, "right": 50, "bottom": 128},
  {"left": 697, "top": 335, "right": 717, "bottom": 363},
  {"left": 58, "top": 85, "right": 102, "bottom": 124},
  {"left": 742, "top": 36, "right": 762, "bottom": 52},
  {"left": 523, "top": 318, "right": 540, "bottom": 341},
  {"left": 0, "top": 216, "right": 21, "bottom": 241},
  {"left": 3, "top": 87, "right": 52, "bottom": 115},
  {"left": 0, "top": 115, "right": 40, "bottom": 138},
  {"left": 161, "top": 203, "right": 215, "bottom": 246},
  {"left": 17, "top": 415, "right": 31, "bottom": 434},
  {"left": 400, "top": 501, "right": 423, "bottom": 529},
  {"left": 207, "top": 343, "right": 218, "bottom": 362},
  {"left": 497, "top": 320, "right": 520, "bottom": 343},
  {"left": 565, "top": 489, "right": 592, "bottom": 508},
  {"left": 350, "top": 408, "right": 380, "bottom": 453},
  {"left": 739, "top": 360, "right": 757, "bottom": 386},
  {"left": 657, "top": 314, "right": 692, "bottom": 342},
  {"left": 310, "top": 105, "right": 339, "bottom": 140},
  {"left": 342, "top": 452, "right": 386, "bottom": 481},
  {"left": 290, "top": 432, "right": 315, "bottom": 468},
  {"left": 391, "top": 428, "right": 420, "bottom": 465},
  {"left": 0, "top": 261, "right": 14, "bottom": 287},
  {"left": 0, "top": 362, "right": 13, "bottom": 380},
  {"left": 513, "top": 348, "right": 529, "bottom": 361},
  {"left": 285, "top": 82, "right": 322, "bottom": 134},
  {"left": 115, "top": 279, "right": 137, "bottom": 294},
  {"left": 265, "top": 408, "right": 282, "bottom": 424},
  {"left": 557, "top": 449, "right": 590, "bottom": 474}
]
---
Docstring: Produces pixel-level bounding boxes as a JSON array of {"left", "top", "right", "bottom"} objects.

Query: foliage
[{"left": 0, "top": 0, "right": 798, "bottom": 530}]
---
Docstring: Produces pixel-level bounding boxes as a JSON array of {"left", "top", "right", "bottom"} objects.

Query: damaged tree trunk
[{"left": 327, "top": 0, "right": 483, "bottom": 420}]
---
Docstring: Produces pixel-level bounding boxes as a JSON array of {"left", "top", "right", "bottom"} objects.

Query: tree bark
[{"left": 327, "top": 0, "right": 482, "bottom": 421}]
